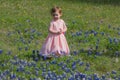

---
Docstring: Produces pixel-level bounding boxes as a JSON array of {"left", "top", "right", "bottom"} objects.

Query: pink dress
[{"left": 39, "top": 19, "right": 70, "bottom": 56}]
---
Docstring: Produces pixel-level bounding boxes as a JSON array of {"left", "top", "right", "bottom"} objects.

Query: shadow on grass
[
  {"left": 65, "top": 0, "right": 120, "bottom": 6},
  {"left": 24, "top": 50, "right": 53, "bottom": 61}
]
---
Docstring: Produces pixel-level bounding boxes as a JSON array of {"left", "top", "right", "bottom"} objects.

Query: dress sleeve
[
  {"left": 48, "top": 22, "right": 59, "bottom": 34},
  {"left": 62, "top": 20, "right": 67, "bottom": 32}
]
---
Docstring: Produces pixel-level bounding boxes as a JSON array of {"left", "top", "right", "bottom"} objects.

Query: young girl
[{"left": 39, "top": 6, "right": 70, "bottom": 57}]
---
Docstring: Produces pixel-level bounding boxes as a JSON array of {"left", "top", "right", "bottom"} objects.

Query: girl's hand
[
  {"left": 57, "top": 29, "right": 62, "bottom": 34},
  {"left": 59, "top": 29, "right": 63, "bottom": 33},
  {"left": 57, "top": 31, "right": 61, "bottom": 34}
]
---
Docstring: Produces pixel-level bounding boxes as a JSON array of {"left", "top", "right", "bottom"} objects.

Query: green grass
[{"left": 0, "top": 0, "right": 120, "bottom": 79}]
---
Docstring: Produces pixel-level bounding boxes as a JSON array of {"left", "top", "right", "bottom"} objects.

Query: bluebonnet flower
[
  {"left": 50, "top": 60, "right": 57, "bottom": 64},
  {"left": 73, "top": 60, "right": 76, "bottom": 65},
  {"left": 118, "top": 32, "right": 120, "bottom": 35},
  {"left": 30, "top": 35, "right": 34, "bottom": 40},
  {"left": 18, "top": 47, "right": 22, "bottom": 51},
  {"left": 73, "top": 51, "right": 77, "bottom": 55},
  {"left": 10, "top": 73, "right": 16, "bottom": 79},
  {"left": 7, "top": 51, "right": 12, "bottom": 55},
  {"left": 101, "top": 74, "right": 106, "bottom": 79},
  {"left": 86, "top": 63, "right": 90, "bottom": 67},
  {"left": 17, "top": 30, "right": 21, "bottom": 34},
  {"left": 34, "top": 57, "right": 39, "bottom": 62},
  {"left": 62, "top": 72, "right": 67, "bottom": 78},
  {"left": 106, "top": 72, "right": 110, "bottom": 76},
  {"left": 24, "top": 28, "right": 29, "bottom": 33},
  {"left": 64, "top": 68, "right": 71, "bottom": 73},
  {"left": 26, "top": 19, "right": 30, "bottom": 23},
  {"left": 51, "top": 71, "right": 57, "bottom": 78},
  {"left": 87, "top": 75, "right": 92, "bottom": 80},
  {"left": 108, "top": 25, "right": 111, "bottom": 28},
  {"left": 71, "top": 33, "right": 76, "bottom": 37},
  {"left": 111, "top": 70, "right": 117, "bottom": 74},
  {"left": 45, "top": 62, "right": 50, "bottom": 67},
  {"left": 4, "top": 70, "right": 10, "bottom": 76},
  {"left": 13, "top": 55, "right": 18, "bottom": 60},
  {"left": 117, "top": 27, "right": 120, "bottom": 30},
  {"left": 68, "top": 76, "right": 74, "bottom": 80},
  {"left": 113, "top": 75, "right": 117, "bottom": 79},
  {"left": 80, "top": 48, "right": 84, "bottom": 53},
  {"left": 97, "top": 38, "right": 100, "bottom": 42},
  {"left": 84, "top": 34, "right": 88, "bottom": 38},
  {"left": 42, "top": 55, "right": 47, "bottom": 60},
  {"left": 30, "top": 77, "right": 36, "bottom": 80},
  {"left": 0, "top": 73, "right": 4, "bottom": 79},
  {"left": 58, "top": 62, "right": 64, "bottom": 67},
  {"left": 28, "top": 39, "right": 31, "bottom": 44},
  {"left": 113, "top": 38, "right": 118, "bottom": 44},
  {"left": 95, "top": 45, "right": 98, "bottom": 50},
  {"left": 60, "top": 50, "right": 66, "bottom": 55},
  {"left": 93, "top": 73, "right": 100, "bottom": 80},
  {"left": 47, "top": 71, "right": 53, "bottom": 78},
  {"left": 41, "top": 72, "right": 46, "bottom": 78},
  {"left": 76, "top": 59, "right": 80, "bottom": 64},
  {"left": 94, "top": 31, "right": 98, "bottom": 36},
  {"left": 31, "top": 61, "right": 36, "bottom": 67},
  {"left": 74, "top": 72, "right": 80, "bottom": 79},
  {"left": 31, "top": 29, "right": 36, "bottom": 33},
  {"left": 31, "top": 50, "right": 36, "bottom": 60},
  {"left": 79, "top": 61, "right": 84, "bottom": 66},
  {"left": 25, "top": 71, "right": 31, "bottom": 75},
  {"left": 17, "top": 76, "right": 24, "bottom": 80},
  {"left": 90, "top": 30, "right": 94, "bottom": 33},
  {"left": 25, "top": 46, "right": 29, "bottom": 51},
  {"left": 27, "top": 62, "right": 32, "bottom": 67},
  {"left": 35, "top": 71, "right": 39, "bottom": 76},
  {"left": 87, "top": 48, "right": 93, "bottom": 56},
  {"left": 1, "top": 63, "right": 5, "bottom": 67},
  {"left": 16, "top": 65, "right": 25, "bottom": 72},
  {"left": 34, "top": 67, "right": 40, "bottom": 71},
  {"left": 72, "top": 65, "right": 76, "bottom": 71},
  {"left": 0, "top": 49, "right": 3, "bottom": 54},
  {"left": 79, "top": 73, "right": 84, "bottom": 79},
  {"left": 76, "top": 31, "right": 82, "bottom": 36},
  {"left": 100, "top": 32, "right": 104, "bottom": 36},
  {"left": 66, "top": 59, "right": 71, "bottom": 63},
  {"left": 7, "top": 32, "right": 11, "bottom": 36},
  {"left": 96, "top": 52, "right": 101, "bottom": 56},
  {"left": 61, "top": 65, "right": 66, "bottom": 70},
  {"left": 72, "top": 20, "right": 76, "bottom": 24},
  {"left": 36, "top": 32, "right": 42, "bottom": 36},
  {"left": 108, "top": 38, "right": 112, "bottom": 43}
]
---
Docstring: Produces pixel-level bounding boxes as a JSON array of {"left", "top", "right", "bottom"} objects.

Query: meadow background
[{"left": 0, "top": 0, "right": 120, "bottom": 79}]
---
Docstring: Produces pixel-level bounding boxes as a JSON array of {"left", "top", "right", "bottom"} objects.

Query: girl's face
[{"left": 52, "top": 11, "right": 61, "bottom": 20}]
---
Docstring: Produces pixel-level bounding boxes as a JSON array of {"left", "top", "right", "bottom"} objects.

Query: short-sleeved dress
[{"left": 39, "top": 19, "right": 70, "bottom": 56}]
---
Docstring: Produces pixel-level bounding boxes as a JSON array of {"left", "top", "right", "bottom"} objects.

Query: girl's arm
[{"left": 48, "top": 22, "right": 59, "bottom": 34}]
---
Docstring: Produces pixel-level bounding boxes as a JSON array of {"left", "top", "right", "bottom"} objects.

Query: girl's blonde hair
[{"left": 51, "top": 6, "right": 62, "bottom": 15}]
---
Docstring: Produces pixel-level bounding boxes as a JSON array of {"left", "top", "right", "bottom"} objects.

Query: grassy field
[{"left": 0, "top": 0, "right": 120, "bottom": 79}]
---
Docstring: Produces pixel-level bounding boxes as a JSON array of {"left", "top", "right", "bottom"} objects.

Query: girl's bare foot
[{"left": 55, "top": 52, "right": 61, "bottom": 57}]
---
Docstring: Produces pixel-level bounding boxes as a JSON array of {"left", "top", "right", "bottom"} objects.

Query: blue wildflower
[
  {"left": 112, "top": 70, "right": 117, "bottom": 74},
  {"left": 101, "top": 74, "right": 106, "bottom": 79},
  {"left": 118, "top": 32, "right": 120, "bottom": 35},
  {"left": 0, "top": 49, "right": 3, "bottom": 54},
  {"left": 108, "top": 25, "right": 111, "bottom": 28},
  {"left": 79, "top": 62, "right": 84, "bottom": 66}
]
